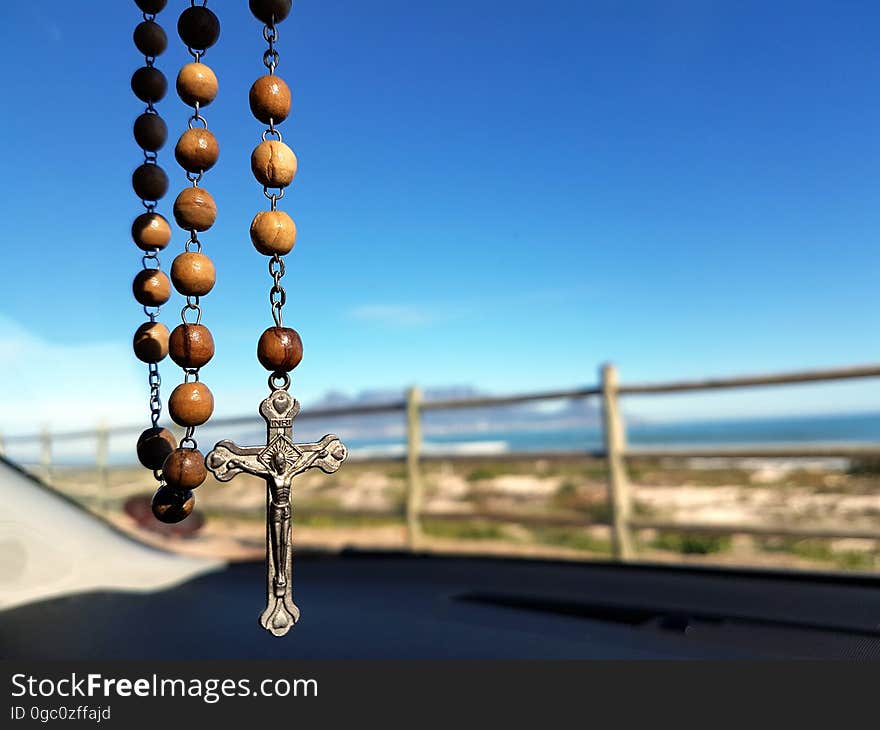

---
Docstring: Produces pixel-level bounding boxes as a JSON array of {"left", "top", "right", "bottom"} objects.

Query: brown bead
[
  {"left": 133, "top": 321, "right": 170, "bottom": 363},
  {"left": 131, "top": 66, "right": 167, "bottom": 103},
  {"left": 249, "top": 0, "right": 292, "bottom": 24},
  {"left": 251, "top": 140, "right": 297, "bottom": 187},
  {"left": 133, "top": 112, "right": 167, "bottom": 152},
  {"left": 250, "top": 210, "right": 296, "bottom": 255},
  {"left": 133, "top": 20, "right": 167, "bottom": 56},
  {"left": 171, "top": 252, "right": 215, "bottom": 296},
  {"left": 173, "top": 186, "right": 217, "bottom": 231},
  {"left": 151, "top": 486, "right": 195, "bottom": 524},
  {"left": 136, "top": 0, "right": 167, "bottom": 13},
  {"left": 137, "top": 427, "right": 177, "bottom": 470},
  {"left": 168, "top": 382, "right": 214, "bottom": 427},
  {"left": 131, "top": 212, "right": 172, "bottom": 251},
  {"left": 249, "top": 75, "right": 291, "bottom": 124},
  {"left": 132, "top": 163, "right": 169, "bottom": 201},
  {"left": 162, "top": 447, "right": 208, "bottom": 489},
  {"left": 132, "top": 269, "right": 171, "bottom": 306},
  {"left": 175, "top": 128, "right": 219, "bottom": 174},
  {"left": 177, "top": 6, "right": 220, "bottom": 50},
  {"left": 257, "top": 327, "right": 303, "bottom": 372},
  {"left": 169, "top": 324, "right": 215, "bottom": 368},
  {"left": 176, "top": 62, "right": 218, "bottom": 107}
]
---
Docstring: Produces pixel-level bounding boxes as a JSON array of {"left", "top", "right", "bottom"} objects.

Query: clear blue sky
[{"left": 0, "top": 1, "right": 878, "bottom": 432}]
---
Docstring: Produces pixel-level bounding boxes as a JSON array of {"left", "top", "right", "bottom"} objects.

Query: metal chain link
[
  {"left": 269, "top": 255, "right": 286, "bottom": 327},
  {"left": 148, "top": 363, "right": 162, "bottom": 428},
  {"left": 263, "top": 22, "right": 279, "bottom": 74}
]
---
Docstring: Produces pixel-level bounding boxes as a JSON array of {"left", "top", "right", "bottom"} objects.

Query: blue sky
[{"left": 0, "top": 0, "right": 878, "bottom": 433}]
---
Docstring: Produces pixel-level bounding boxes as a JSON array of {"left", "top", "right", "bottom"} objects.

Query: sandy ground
[{"left": 45, "top": 456, "right": 880, "bottom": 574}]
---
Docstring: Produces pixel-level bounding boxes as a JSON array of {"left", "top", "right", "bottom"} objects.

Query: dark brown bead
[
  {"left": 176, "top": 62, "right": 218, "bottom": 107},
  {"left": 257, "top": 327, "right": 303, "bottom": 372},
  {"left": 136, "top": 0, "right": 167, "bottom": 13},
  {"left": 249, "top": 0, "right": 292, "bottom": 24},
  {"left": 131, "top": 212, "right": 172, "bottom": 251},
  {"left": 173, "top": 186, "right": 216, "bottom": 231},
  {"left": 133, "top": 112, "right": 167, "bottom": 152},
  {"left": 133, "top": 20, "right": 167, "bottom": 56},
  {"left": 250, "top": 210, "right": 296, "bottom": 255},
  {"left": 132, "top": 163, "right": 169, "bottom": 200},
  {"left": 133, "top": 321, "right": 170, "bottom": 363},
  {"left": 137, "top": 427, "right": 177, "bottom": 470},
  {"left": 162, "top": 447, "right": 208, "bottom": 489},
  {"left": 251, "top": 140, "right": 297, "bottom": 187},
  {"left": 170, "top": 252, "right": 216, "bottom": 296},
  {"left": 169, "top": 324, "right": 215, "bottom": 368},
  {"left": 168, "top": 382, "right": 214, "bottom": 427},
  {"left": 131, "top": 66, "right": 167, "bottom": 103},
  {"left": 132, "top": 269, "right": 171, "bottom": 306},
  {"left": 151, "top": 486, "right": 195, "bottom": 524},
  {"left": 249, "top": 75, "right": 291, "bottom": 124},
  {"left": 174, "top": 128, "right": 219, "bottom": 173},
  {"left": 177, "top": 6, "right": 220, "bottom": 50}
]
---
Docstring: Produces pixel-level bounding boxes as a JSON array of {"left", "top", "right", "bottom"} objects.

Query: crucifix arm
[
  {"left": 206, "top": 440, "right": 270, "bottom": 482},
  {"left": 291, "top": 434, "right": 348, "bottom": 477}
]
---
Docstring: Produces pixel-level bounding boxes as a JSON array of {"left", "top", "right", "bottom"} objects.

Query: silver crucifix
[{"left": 205, "top": 388, "right": 347, "bottom": 636}]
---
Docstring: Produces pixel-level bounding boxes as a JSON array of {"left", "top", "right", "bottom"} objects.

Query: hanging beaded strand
[
  {"left": 130, "top": 0, "right": 180, "bottom": 495},
  {"left": 152, "top": 0, "right": 221, "bottom": 523},
  {"left": 247, "top": 1, "right": 303, "bottom": 389}
]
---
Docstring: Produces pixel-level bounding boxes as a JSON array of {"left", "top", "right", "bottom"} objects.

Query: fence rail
[{"left": 2, "top": 362, "right": 880, "bottom": 559}]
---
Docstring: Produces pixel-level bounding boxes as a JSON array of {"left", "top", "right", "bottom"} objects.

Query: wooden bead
[
  {"left": 176, "top": 62, "right": 218, "bottom": 107},
  {"left": 136, "top": 0, "right": 167, "bottom": 13},
  {"left": 251, "top": 140, "right": 297, "bottom": 187},
  {"left": 151, "top": 486, "right": 195, "bottom": 524},
  {"left": 133, "top": 321, "right": 170, "bottom": 363},
  {"left": 133, "top": 112, "right": 167, "bottom": 152},
  {"left": 133, "top": 20, "right": 167, "bottom": 56},
  {"left": 168, "top": 382, "right": 214, "bottom": 426},
  {"left": 132, "top": 163, "right": 168, "bottom": 201},
  {"left": 137, "top": 427, "right": 177, "bottom": 470},
  {"left": 250, "top": 210, "right": 296, "bottom": 255},
  {"left": 177, "top": 6, "right": 220, "bottom": 50},
  {"left": 131, "top": 66, "right": 167, "bottom": 103},
  {"left": 171, "top": 252, "right": 215, "bottom": 296},
  {"left": 169, "top": 324, "right": 215, "bottom": 368},
  {"left": 174, "top": 128, "right": 219, "bottom": 174},
  {"left": 132, "top": 269, "right": 171, "bottom": 306},
  {"left": 131, "top": 212, "right": 172, "bottom": 251},
  {"left": 162, "top": 448, "right": 208, "bottom": 489},
  {"left": 173, "top": 186, "right": 216, "bottom": 231},
  {"left": 257, "top": 327, "right": 302, "bottom": 372},
  {"left": 249, "top": 0, "right": 292, "bottom": 24},
  {"left": 249, "top": 75, "right": 291, "bottom": 124}
]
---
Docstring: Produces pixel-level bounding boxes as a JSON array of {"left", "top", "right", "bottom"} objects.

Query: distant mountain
[{"left": 305, "top": 385, "right": 602, "bottom": 438}]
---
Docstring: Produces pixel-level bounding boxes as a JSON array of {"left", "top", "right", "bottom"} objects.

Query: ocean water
[
  {"left": 345, "top": 412, "right": 880, "bottom": 458},
  {"left": 10, "top": 411, "right": 880, "bottom": 466}
]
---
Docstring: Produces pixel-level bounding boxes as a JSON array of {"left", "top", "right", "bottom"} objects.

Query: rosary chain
[
  {"left": 168, "top": 0, "right": 222, "bottom": 452},
  {"left": 262, "top": 17, "right": 287, "bottom": 332},
  {"left": 132, "top": 0, "right": 169, "bottom": 484}
]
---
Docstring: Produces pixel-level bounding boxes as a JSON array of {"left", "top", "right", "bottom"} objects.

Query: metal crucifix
[{"left": 205, "top": 387, "right": 347, "bottom": 636}]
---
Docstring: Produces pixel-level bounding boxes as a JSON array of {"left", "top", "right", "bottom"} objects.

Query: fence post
[
  {"left": 40, "top": 425, "right": 52, "bottom": 483},
  {"left": 600, "top": 363, "right": 634, "bottom": 561},
  {"left": 405, "top": 386, "right": 424, "bottom": 550},
  {"left": 96, "top": 423, "right": 110, "bottom": 516}
]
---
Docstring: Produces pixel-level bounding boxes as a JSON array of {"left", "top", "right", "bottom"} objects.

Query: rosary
[{"left": 128, "top": 0, "right": 347, "bottom": 637}]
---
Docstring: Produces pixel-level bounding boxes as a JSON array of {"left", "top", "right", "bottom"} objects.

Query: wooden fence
[{"left": 2, "top": 362, "right": 880, "bottom": 559}]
